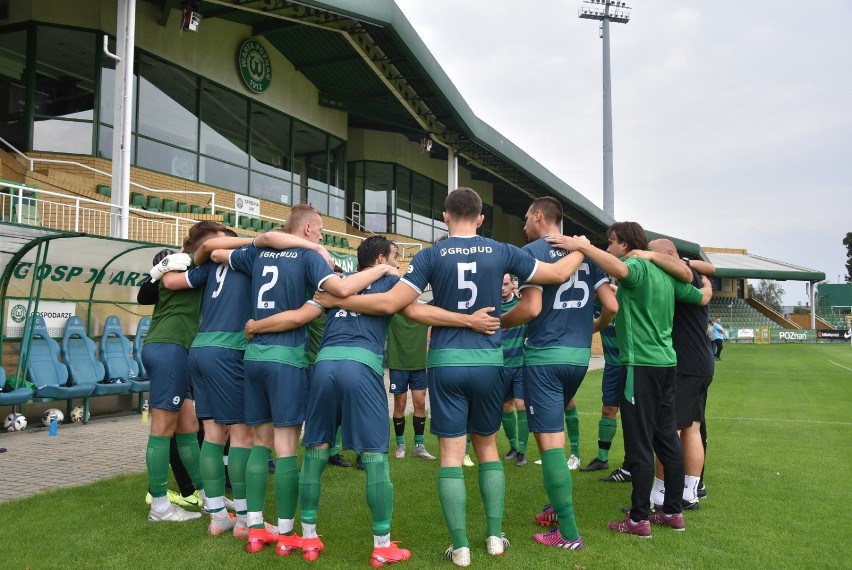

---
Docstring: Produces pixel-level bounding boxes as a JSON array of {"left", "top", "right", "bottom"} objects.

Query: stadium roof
[
  {"left": 704, "top": 250, "right": 825, "bottom": 282},
  {"left": 166, "top": 0, "right": 614, "bottom": 237},
  {"left": 645, "top": 231, "right": 704, "bottom": 261}
]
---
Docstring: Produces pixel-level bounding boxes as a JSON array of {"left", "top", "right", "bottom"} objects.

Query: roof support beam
[{"left": 159, "top": 0, "right": 182, "bottom": 27}]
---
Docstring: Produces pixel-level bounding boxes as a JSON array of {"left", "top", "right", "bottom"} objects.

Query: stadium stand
[
  {"left": 707, "top": 297, "right": 779, "bottom": 330},
  {"left": 818, "top": 312, "right": 849, "bottom": 329}
]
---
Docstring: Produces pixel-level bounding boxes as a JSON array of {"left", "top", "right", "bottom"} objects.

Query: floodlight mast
[{"left": 579, "top": 0, "right": 631, "bottom": 219}]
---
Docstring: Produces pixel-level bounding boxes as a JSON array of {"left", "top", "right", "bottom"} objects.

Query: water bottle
[
  {"left": 49, "top": 414, "right": 58, "bottom": 437},
  {"left": 141, "top": 399, "right": 149, "bottom": 424}
]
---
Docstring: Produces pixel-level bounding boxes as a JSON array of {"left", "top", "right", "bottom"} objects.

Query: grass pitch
[{"left": 3, "top": 343, "right": 851, "bottom": 569}]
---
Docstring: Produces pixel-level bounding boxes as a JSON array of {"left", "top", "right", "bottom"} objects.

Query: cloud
[{"left": 395, "top": 0, "right": 852, "bottom": 299}]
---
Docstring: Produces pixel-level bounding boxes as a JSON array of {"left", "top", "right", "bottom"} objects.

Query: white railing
[
  {"left": 0, "top": 138, "right": 424, "bottom": 256},
  {"left": 0, "top": 181, "right": 197, "bottom": 246},
  {"left": 0, "top": 181, "right": 423, "bottom": 256},
  {"left": 0, "top": 136, "right": 216, "bottom": 211}
]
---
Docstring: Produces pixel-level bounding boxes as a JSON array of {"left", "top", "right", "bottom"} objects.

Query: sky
[{"left": 394, "top": 0, "right": 851, "bottom": 306}]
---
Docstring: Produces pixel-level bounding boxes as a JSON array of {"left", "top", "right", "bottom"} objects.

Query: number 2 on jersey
[{"left": 257, "top": 265, "right": 278, "bottom": 309}]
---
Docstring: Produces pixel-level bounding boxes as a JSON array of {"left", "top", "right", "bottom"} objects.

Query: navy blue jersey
[
  {"left": 520, "top": 237, "right": 609, "bottom": 366},
  {"left": 186, "top": 260, "right": 252, "bottom": 350},
  {"left": 501, "top": 294, "right": 526, "bottom": 368},
  {"left": 315, "top": 274, "right": 399, "bottom": 376},
  {"left": 594, "top": 299, "right": 620, "bottom": 365},
  {"left": 402, "top": 235, "right": 537, "bottom": 367},
  {"left": 229, "top": 245, "right": 333, "bottom": 368}
]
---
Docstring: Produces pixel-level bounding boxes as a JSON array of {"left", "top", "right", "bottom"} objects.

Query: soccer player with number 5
[{"left": 313, "top": 188, "right": 586, "bottom": 568}]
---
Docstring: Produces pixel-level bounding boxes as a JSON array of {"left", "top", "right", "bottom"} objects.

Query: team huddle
[{"left": 140, "top": 188, "right": 714, "bottom": 567}]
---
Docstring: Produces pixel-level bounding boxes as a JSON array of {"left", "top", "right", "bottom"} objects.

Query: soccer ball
[
  {"left": 70, "top": 406, "right": 85, "bottom": 423},
  {"left": 4, "top": 413, "right": 27, "bottom": 432},
  {"left": 41, "top": 408, "right": 64, "bottom": 426}
]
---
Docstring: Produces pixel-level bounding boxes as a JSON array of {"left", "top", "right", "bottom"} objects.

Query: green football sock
[
  {"left": 146, "top": 434, "right": 171, "bottom": 498},
  {"left": 438, "top": 466, "right": 468, "bottom": 549},
  {"left": 516, "top": 410, "right": 529, "bottom": 454},
  {"left": 299, "top": 447, "right": 329, "bottom": 525},
  {"left": 465, "top": 435, "right": 472, "bottom": 455},
  {"left": 541, "top": 448, "right": 579, "bottom": 540},
  {"left": 227, "top": 446, "right": 251, "bottom": 503},
  {"left": 362, "top": 452, "right": 394, "bottom": 536},
  {"left": 477, "top": 462, "right": 505, "bottom": 538},
  {"left": 245, "top": 445, "right": 271, "bottom": 527},
  {"left": 175, "top": 432, "right": 203, "bottom": 491},
  {"left": 275, "top": 456, "right": 299, "bottom": 521},
  {"left": 199, "top": 441, "right": 226, "bottom": 509},
  {"left": 564, "top": 407, "right": 580, "bottom": 457},
  {"left": 597, "top": 418, "right": 618, "bottom": 462},
  {"left": 329, "top": 426, "right": 343, "bottom": 456},
  {"left": 501, "top": 411, "right": 517, "bottom": 450}
]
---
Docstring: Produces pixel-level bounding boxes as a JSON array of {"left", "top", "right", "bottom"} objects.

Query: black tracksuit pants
[{"left": 620, "top": 365, "right": 684, "bottom": 521}]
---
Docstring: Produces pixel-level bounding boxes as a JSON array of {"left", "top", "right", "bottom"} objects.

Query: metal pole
[
  {"left": 119, "top": 0, "right": 136, "bottom": 240},
  {"left": 601, "top": 3, "right": 615, "bottom": 218},
  {"left": 447, "top": 148, "right": 458, "bottom": 192},
  {"left": 810, "top": 281, "right": 816, "bottom": 329},
  {"left": 109, "top": 1, "right": 126, "bottom": 238}
]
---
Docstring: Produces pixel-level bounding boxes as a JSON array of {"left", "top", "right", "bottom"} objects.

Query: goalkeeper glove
[{"left": 149, "top": 253, "right": 191, "bottom": 282}]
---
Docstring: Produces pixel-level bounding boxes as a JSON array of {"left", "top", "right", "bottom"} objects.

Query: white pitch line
[
  {"left": 705, "top": 416, "right": 852, "bottom": 426},
  {"left": 578, "top": 411, "right": 852, "bottom": 426},
  {"left": 828, "top": 360, "right": 852, "bottom": 372}
]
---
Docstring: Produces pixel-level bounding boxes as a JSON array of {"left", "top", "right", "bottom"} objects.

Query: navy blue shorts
[
  {"left": 303, "top": 360, "right": 389, "bottom": 452},
  {"left": 602, "top": 362, "right": 624, "bottom": 407},
  {"left": 188, "top": 346, "right": 245, "bottom": 424},
  {"left": 388, "top": 369, "right": 427, "bottom": 394},
  {"left": 243, "top": 360, "right": 308, "bottom": 427},
  {"left": 503, "top": 367, "right": 524, "bottom": 401},
  {"left": 428, "top": 365, "right": 506, "bottom": 438},
  {"left": 524, "top": 364, "right": 588, "bottom": 434},
  {"left": 142, "top": 343, "right": 192, "bottom": 411}
]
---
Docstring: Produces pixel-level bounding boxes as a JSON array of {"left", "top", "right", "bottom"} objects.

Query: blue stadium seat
[
  {"left": 62, "top": 317, "right": 128, "bottom": 396},
  {"left": 99, "top": 316, "right": 140, "bottom": 388},
  {"left": 131, "top": 317, "right": 151, "bottom": 394},
  {"left": 0, "top": 367, "right": 32, "bottom": 406},
  {"left": 21, "top": 315, "right": 94, "bottom": 400}
]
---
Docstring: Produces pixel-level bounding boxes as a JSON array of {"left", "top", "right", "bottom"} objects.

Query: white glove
[{"left": 149, "top": 253, "right": 192, "bottom": 282}]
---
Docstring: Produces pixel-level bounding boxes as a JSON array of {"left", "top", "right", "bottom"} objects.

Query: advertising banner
[
  {"left": 329, "top": 250, "right": 357, "bottom": 273},
  {"left": 775, "top": 329, "right": 815, "bottom": 343},
  {"left": 737, "top": 329, "right": 755, "bottom": 340},
  {"left": 816, "top": 329, "right": 851, "bottom": 341},
  {"left": 6, "top": 300, "right": 76, "bottom": 338},
  {"left": 235, "top": 195, "right": 261, "bottom": 218}
]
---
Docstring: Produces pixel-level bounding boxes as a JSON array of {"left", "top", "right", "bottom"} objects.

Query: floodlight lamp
[
  {"left": 180, "top": 0, "right": 201, "bottom": 32},
  {"left": 181, "top": 10, "right": 201, "bottom": 32}
]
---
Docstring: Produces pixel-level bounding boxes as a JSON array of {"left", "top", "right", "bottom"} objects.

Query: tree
[
  {"left": 750, "top": 280, "right": 785, "bottom": 313},
  {"left": 844, "top": 232, "right": 852, "bottom": 283}
]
